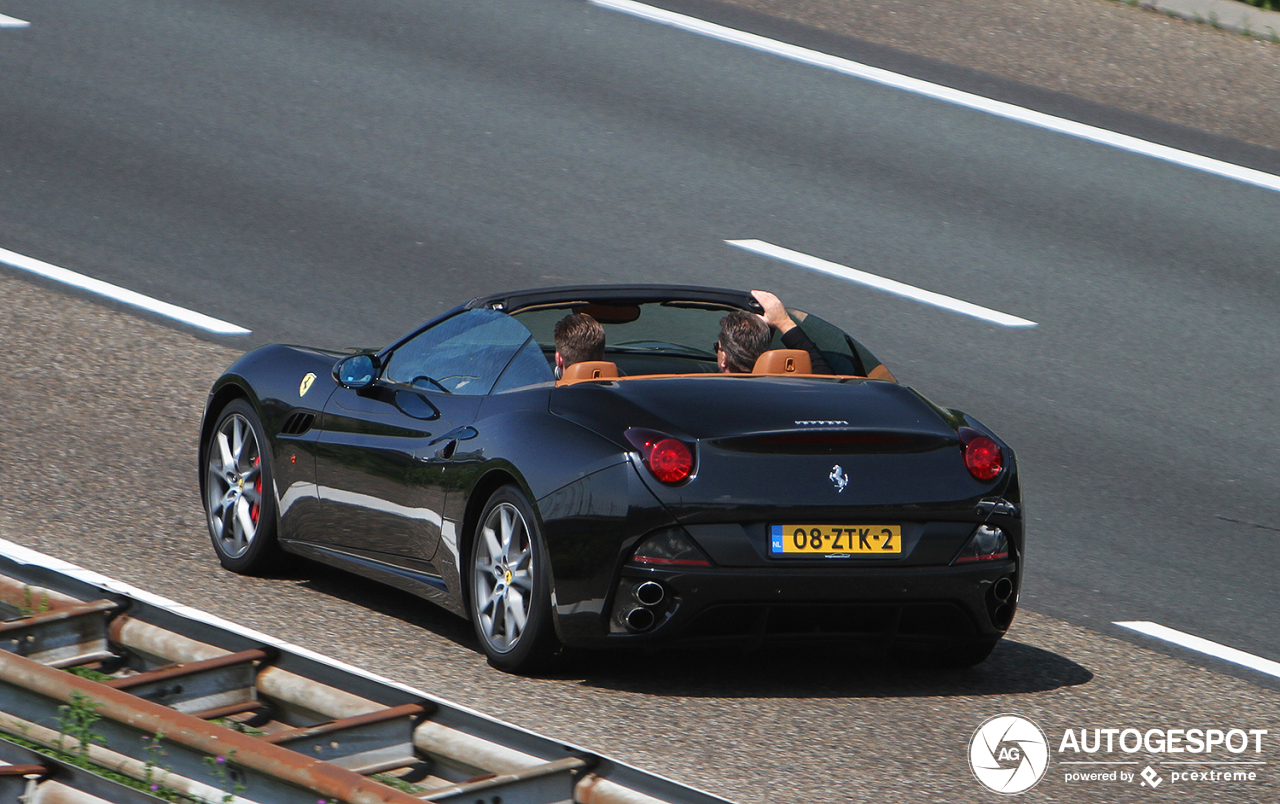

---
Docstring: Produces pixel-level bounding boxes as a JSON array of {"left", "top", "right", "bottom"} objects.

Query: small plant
[
  {"left": 64, "top": 665, "right": 115, "bottom": 683},
  {"left": 19, "top": 585, "right": 50, "bottom": 617},
  {"left": 142, "top": 732, "right": 176, "bottom": 799},
  {"left": 2, "top": 730, "right": 195, "bottom": 803},
  {"left": 54, "top": 692, "right": 107, "bottom": 767},
  {"left": 203, "top": 751, "right": 246, "bottom": 804},
  {"left": 211, "top": 717, "right": 265, "bottom": 737},
  {"left": 372, "top": 772, "right": 426, "bottom": 794}
]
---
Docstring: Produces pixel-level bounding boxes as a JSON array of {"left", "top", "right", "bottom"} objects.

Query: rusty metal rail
[{"left": 0, "top": 542, "right": 730, "bottom": 804}]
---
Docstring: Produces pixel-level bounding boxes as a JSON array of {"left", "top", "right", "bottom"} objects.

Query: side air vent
[{"left": 280, "top": 411, "right": 315, "bottom": 436}]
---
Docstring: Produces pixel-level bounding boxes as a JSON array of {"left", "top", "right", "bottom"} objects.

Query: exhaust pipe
[
  {"left": 633, "top": 581, "right": 665, "bottom": 607},
  {"left": 993, "top": 577, "right": 1014, "bottom": 603},
  {"left": 623, "top": 607, "right": 656, "bottom": 632},
  {"left": 992, "top": 604, "right": 1013, "bottom": 629}
]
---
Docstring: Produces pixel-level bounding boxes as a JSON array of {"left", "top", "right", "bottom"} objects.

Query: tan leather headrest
[
  {"left": 559, "top": 360, "right": 620, "bottom": 384},
  {"left": 751, "top": 349, "right": 811, "bottom": 375}
]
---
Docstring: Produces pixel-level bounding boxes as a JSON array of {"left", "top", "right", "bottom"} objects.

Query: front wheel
[
  {"left": 203, "top": 399, "right": 282, "bottom": 574},
  {"left": 469, "top": 486, "right": 559, "bottom": 673}
]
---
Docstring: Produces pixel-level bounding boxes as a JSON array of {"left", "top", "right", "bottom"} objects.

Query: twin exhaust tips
[
  {"left": 990, "top": 576, "right": 1015, "bottom": 629},
  {"left": 623, "top": 581, "right": 667, "bottom": 632}
]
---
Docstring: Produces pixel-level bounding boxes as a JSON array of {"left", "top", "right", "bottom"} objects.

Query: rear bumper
[{"left": 558, "top": 558, "right": 1018, "bottom": 649}]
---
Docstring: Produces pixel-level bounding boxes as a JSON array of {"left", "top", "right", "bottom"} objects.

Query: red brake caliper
[{"left": 250, "top": 456, "right": 261, "bottom": 524}]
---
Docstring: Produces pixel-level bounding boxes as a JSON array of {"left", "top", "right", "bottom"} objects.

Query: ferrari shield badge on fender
[
  {"left": 829, "top": 464, "right": 849, "bottom": 493},
  {"left": 299, "top": 372, "right": 316, "bottom": 397}
]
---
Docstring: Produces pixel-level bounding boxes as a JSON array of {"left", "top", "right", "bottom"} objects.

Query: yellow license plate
[{"left": 769, "top": 525, "right": 902, "bottom": 556}]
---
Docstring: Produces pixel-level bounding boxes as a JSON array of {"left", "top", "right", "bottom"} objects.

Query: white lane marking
[
  {"left": 1116, "top": 621, "right": 1280, "bottom": 680},
  {"left": 0, "top": 13, "right": 29, "bottom": 27},
  {"left": 0, "top": 245, "right": 251, "bottom": 335},
  {"left": 728, "top": 239, "right": 1037, "bottom": 327},
  {"left": 591, "top": 0, "right": 1280, "bottom": 196}
]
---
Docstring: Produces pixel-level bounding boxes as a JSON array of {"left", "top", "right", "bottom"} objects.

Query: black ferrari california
[{"left": 199, "top": 285, "right": 1022, "bottom": 672}]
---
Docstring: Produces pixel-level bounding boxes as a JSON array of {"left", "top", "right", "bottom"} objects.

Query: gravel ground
[
  {"left": 714, "top": 0, "right": 1280, "bottom": 153},
  {"left": 3, "top": 272, "right": 1280, "bottom": 802}
]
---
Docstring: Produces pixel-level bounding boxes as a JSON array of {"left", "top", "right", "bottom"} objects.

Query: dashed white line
[
  {"left": 0, "top": 246, "right": 251, "bottom": 335},
  {"left": 0, "top": 13, "right": 29, "bottom": 27},
  {"left": 1116, "top": 621, "right": 1280, "bottom": 680},
  {"left": 727, "top": 238, "right": 1037, "bottom": 327},
  {"left": 591, "top": 0, "right": 1280, "bottom": 196}
]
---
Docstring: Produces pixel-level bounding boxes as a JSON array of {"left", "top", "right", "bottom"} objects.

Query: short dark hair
[
  {"left": 554, "top": 313, "right": 605, "bottom": 367},
  {"left": 718, "top": 311, "right": 771, "bottom": 373}
]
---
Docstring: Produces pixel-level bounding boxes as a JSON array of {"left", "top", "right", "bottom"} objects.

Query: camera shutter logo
[{"left": 969, "top": 714, "right": 1050, "bottom": 794}]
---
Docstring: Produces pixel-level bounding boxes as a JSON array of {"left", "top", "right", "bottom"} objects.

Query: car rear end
[{"left": 551, "top": 375, "right": 1022, "bottom": 660}]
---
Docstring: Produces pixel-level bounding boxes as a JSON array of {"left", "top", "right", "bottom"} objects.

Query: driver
[
  {"left": 715, "top": 293, "right": 834, "bottom": 374},
  {"left": 715, "top": 311, "right": 771, "bottom": 373},
  {"left": 554, "top": 313, "right": 606, "bottom": 379}
]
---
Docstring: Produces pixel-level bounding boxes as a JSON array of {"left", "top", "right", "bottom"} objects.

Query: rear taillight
[
  {"left": 959, "top": 427, "right": 1003, "bottom": 481},
  {"left": 625, "top": 428, "right": 695, "bottom": 484}
]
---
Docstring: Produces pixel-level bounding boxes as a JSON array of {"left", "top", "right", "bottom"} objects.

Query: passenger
[
  {"left": 715, "top": 311, "right": 772, "bottom": 373},
  {"left": 553, "top": 313, "right": 606, "bottom": 379},
  {"left": 750, "top": 290, "right": 833, "bottom": 374}
]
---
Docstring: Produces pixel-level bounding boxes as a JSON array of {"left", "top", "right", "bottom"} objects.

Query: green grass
[{"left": 0, "top": 733, "right": 189, "bottom": 802}]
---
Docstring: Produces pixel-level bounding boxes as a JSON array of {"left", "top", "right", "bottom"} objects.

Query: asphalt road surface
[{"left": 2, "top": 0, "right": 1279, "bottom": 801}]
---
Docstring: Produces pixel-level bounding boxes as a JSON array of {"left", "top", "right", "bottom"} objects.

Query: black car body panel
[{"left": 199, "top": 285, "right": 1023, "bottom": 662}]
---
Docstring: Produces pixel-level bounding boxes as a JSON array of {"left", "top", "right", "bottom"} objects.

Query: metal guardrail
[{"left": 0, "top": 540, "right": 731, "bottom": 804}]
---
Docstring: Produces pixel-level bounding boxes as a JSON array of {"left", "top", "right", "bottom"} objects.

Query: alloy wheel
[
  {"left": 206, "top": 413, "right": 263, "bottom": 559},
  {"left": 473, "top": 502, "right": 535, "bottom": 653}
]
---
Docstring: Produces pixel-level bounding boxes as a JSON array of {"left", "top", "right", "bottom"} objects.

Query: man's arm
[
  {"left": 751, "top": 290, "right": 833, "bottom": 374},
  {"left": 779, "top": 324, "right": 833, "bottom": 375}
]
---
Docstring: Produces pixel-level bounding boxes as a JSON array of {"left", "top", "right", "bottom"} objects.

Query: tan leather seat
[
  {"left": 751, "top": 349, "right": 811, "bottom": 375},
  {"left": 559, "top": 360, "right": 620, "bottom": 384}
]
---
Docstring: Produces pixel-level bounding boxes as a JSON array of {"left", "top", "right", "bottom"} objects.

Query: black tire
[
  {"left": 468, "top": 485, "right": 559, "bottom": 673},
  {"left": 203, "top": 399, "right": 283, "bottom": 574}
]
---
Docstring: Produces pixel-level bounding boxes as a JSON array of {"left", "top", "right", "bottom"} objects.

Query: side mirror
[{"left": 334, "top": 354, "right": 378, "bottom": 389}]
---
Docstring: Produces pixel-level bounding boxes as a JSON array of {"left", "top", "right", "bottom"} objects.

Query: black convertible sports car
[{"left": 199, "top": 285, "right": 1022, "bottom": 672}]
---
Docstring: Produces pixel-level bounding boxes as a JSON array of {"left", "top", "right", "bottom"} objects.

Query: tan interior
[
  {"left": 555, "top": 352, "right": 897, "bottom": 387},
  {"left": 559, "top": 360, "right": 619, "bottom": 383},
  {"left": 751, "top": 349, "right": 811, "bottom": 375}
]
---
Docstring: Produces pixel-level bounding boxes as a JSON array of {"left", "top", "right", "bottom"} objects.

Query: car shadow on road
[
  {"left": 289, "top": 559, "right": 1092, "bottom": 698},
  {"left": 565, "top": 638, "right": 1093, "bottom": 698},
  {"left": 289, "top": 559, "right": 481, "bottom": 649}
]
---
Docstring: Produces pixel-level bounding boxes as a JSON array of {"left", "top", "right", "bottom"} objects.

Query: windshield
[
  {"left": 511, "top": 299, "right": 887, "bottom": 378},
  {"left": 514, "top": 301, "right": 731, "bottom": 375}
]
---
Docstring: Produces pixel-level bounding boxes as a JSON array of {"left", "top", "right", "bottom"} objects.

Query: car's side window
[
  {"left": 491, "top": 337, "right": 554, "bottom": 393},
  {"left": 383, "top": 310, "right": 538, "bottom": 395}
]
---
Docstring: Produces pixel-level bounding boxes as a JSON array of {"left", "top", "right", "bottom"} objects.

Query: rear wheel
[
  {"left": 469, "top": 485, "right": 559, "bottom": 673},
  {"left": 204, "top": 399, "right": 282, "bottom": 574}
]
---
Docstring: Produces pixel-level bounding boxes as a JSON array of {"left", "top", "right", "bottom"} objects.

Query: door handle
[
  {"left": 422, "top": 426, "right": 478, "bottom": 461},
  {"left": 428, "top": 426, "right": 478, "bottom": 446}
]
